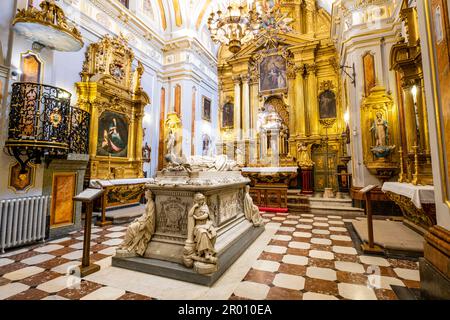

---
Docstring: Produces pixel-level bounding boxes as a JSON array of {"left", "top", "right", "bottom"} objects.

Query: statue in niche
[
  {"left": 297, "top": 143, "right": 314, "bottom": 168},
  {"left": 243, "top": 185, "right": 263, "bottom": 227},
  {"left": 370, "top": 112, "right": 396, "bottom": 158},
  {"left": 116, "top": 188, "right": 155, "bottom": 257},
  {"left": 183, "top": 193, "right": 218, "bottom": 274}
]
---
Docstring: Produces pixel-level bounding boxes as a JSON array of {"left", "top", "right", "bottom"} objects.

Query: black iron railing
[
  {"left": 69, "top": 106, "right": 90, "bottom": 154},
  {"left": 5, "top": 82, "right": 90, "bottom": 172}
]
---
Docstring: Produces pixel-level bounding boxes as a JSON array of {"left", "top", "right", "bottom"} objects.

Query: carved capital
[
  {"left": 232, "top": 75, "right": 241, "bottom": 85},
  {"left": 304, "top": 63, "right": 317, "bottom": 77},
  {"left": 241, "top": 74, "right": 250, "bottom": 83}
]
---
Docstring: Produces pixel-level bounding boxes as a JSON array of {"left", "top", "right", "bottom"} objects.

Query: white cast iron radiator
[{"left": 0, "top": 196, "right": 50, "bottom": 253}]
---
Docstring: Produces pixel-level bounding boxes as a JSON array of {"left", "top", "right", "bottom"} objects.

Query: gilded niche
[{"left": 76, "top": 34, "right": 150, "bottom": 180}]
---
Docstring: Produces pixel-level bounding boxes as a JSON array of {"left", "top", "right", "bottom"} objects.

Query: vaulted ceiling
[{"left": 150, "top": 0, "right": 335, "bottom": 33}]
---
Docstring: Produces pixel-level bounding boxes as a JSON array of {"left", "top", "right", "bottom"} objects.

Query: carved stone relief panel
[{"left": 156, "top": 195, "right": 189, "bottom": 236}]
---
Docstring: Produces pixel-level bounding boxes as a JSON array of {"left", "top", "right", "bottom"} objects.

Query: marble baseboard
[{"left": 112, "top": 225, "right": 265, "bottom": 286}]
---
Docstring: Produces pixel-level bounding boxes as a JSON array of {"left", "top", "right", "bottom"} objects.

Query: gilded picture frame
[
  {"left": 423, "top": 0, "right": 450, "bottom": 207},
  {"left": 96, "top": 110, "right": 130, "bottom": 158},
  {"left": 259, "top": 53, "right": 288, "bottom": 95},
  {"left": 202, "top": 95, "right": 212, "bottom": 122}
]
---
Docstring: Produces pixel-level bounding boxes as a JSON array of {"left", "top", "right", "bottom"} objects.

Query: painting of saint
[
  {"left": 259, "top": 55, "right": 287, "bottom": 93},
  {"left": 202, "top": 96, "right": 212, "bottom": 121},
  {"left": 318, "top": 90, "right": 337, "bottom": 119},
  {"left": 222, "top": 97, "right": 234, "bottom": 128},
  {"left": 429, "top": 0, "right": 450, "bottom": 198},
  {"left": 97, "top": 111, "right": 129, "bottom": 157}
]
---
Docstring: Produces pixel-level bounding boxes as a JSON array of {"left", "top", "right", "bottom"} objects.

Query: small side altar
[
  {"left": 89, "top": 178, "right": 154, "bottom": 222},
  {"left": 112, "top": 155, "right": 265, "bottom": 286},
  {"left": 382, "top": 182, "right": 436, "bottom": 233},
  {"left": 241, "top": 166, "right": 298, "bottom": 209}
]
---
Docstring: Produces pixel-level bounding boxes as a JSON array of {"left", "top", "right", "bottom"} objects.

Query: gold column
[
  {"left": 242, "top": 75, "right": 250, "bottom": 140},
  {"left": 135, "top": 112, "right": 143, "bottom": 162},
  {"left": 250, "top": 79, "right": 259, "bottom": 139},
  {"left": 288, "top": 70, "right": 296, "bottom": 136},
  {"left": 402, "top": 82, "right": 419, "bottom": 153},
  {"left": 305, "top": 64, "right": 318, "bottom": 136},
  {"left": 294, "top": 65, "right": 305, "bottom": 137},
  {"left": 233, "top": 75, "right": 241, "bottom": 140},
  {"left": 129, "top": 112, "right": 136, "bottom": 161},
  {"left": 418, "top": 79, "right": 431, "bottom": 154}
]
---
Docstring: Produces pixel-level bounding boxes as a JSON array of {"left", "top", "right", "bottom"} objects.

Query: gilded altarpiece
[
  {"left": 76, "top": 35, "right": 150, "bottom": 181},
  {"left": 217, "top": 2, "right": 343, "bottom": 182}
]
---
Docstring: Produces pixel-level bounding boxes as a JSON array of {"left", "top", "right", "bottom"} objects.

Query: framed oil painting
[
  {"left": 202, "top": 96, "right": 211, "bottom": 121},
  {"left": 222, "top": 97, "right": 234, "bottom": 128},
  {"left": 363, "top": 52, "right": 376, "bottom": 97},
  {"left": 259, "top": 54, "right": 287, "bottom": 94},
  {"left": 426, "top": 0, "right": 450, "bottom": 204},
  {"left": 319, "top": 90, "right": 337, "bottom": 119},
  {"left": 97, "top": 111, "right": 129, "bottom": 157}
]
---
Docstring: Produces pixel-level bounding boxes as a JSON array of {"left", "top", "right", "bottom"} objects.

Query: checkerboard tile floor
[
  {"left": 0, "top": 213, "right": 421, "bottom": 300},
  {"left": 0, "top": 226, "right": 152, "bottom": 300},
  {"left": 230, "top": 212, "right": 421, "bottom": 300}
]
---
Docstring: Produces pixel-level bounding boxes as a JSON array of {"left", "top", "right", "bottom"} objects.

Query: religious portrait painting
[
  {"left": 97, "top": 111, "right": 129, "bottom": 157},
  {"left": 428, "top": 0, "right": 450, "bottom": 201},
  {"left": 259, "top": 55, "right": 287, "bottom": 93},
  {"left": 222, "top": 97, "right": 234, "bottom": 128},
  {"left": 318, "top": 90, "right": 337, "bottom": 119},
  {"left": 202, "top": 96, "right": 212, "bottom": 122}
]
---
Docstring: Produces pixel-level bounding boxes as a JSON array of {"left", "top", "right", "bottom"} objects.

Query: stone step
[
  {"left": 309, "top": 197, "right": 354, "bottom": 208},
  {"left": 93, "top": 204, "right": 145, "bottom": 225},
  {"left": 310, "top": 204, "right": 365, "bottom": 216}
]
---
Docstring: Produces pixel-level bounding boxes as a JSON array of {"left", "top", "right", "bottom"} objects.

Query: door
[{"left": 50, "top": 172, "right": 76, "bottom": 227}]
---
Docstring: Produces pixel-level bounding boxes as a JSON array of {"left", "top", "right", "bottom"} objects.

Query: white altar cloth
[
  {"left": 89, "top": 178, "right": 154, "bottom": 188},
  {"left": 381, "top": 182, "right": 435, "bottom": 209}
]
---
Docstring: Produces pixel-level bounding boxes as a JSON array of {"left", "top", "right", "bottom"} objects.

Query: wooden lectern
[
  {"left": 359, "top": 185, "right": 384, "bottom": 254},
  {"left": 73, "top": 188, "right": 104, "bottom": 277}
]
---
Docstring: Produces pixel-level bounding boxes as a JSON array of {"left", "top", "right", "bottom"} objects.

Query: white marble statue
[
  {"left": 243, "top": 185, "right": 264, "bottom": 227},
  {"left": 183, "top": 193, "right": 217, "bottom": 273},
  {"left": 186, "top": 154, "right": 239, "bottom": 172},
  {"left": 116, "top": 188, "right": 155, "bottom": 257}
]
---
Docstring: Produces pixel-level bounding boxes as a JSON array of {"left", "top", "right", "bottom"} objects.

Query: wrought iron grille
[
  {"left": 69, "top": 106, "right": 90, "bottom": 154},
  {"left": 5, "top": 82, "right": 90, "bottom": 172},
  {"left": 7, "top": 82, "right": 71, "bottom": 145}
]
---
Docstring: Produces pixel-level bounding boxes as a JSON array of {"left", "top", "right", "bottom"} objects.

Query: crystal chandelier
[{"left": 207, "top": 1, "right": 262, "bottom": 54}]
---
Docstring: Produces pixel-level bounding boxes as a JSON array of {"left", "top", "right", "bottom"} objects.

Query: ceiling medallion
[{"left": 12, "top": 0, "right": 84, "bottom": 52}]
